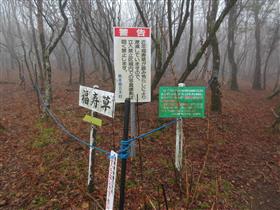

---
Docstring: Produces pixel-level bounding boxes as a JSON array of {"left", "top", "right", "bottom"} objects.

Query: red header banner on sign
[{"left": 114, "top": 27, "right": 150, "bottom": 37}]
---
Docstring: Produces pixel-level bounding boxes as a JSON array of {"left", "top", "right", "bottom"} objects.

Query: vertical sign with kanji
[
  {"left": 106, "top": 151, "right": 118, "bottom": 210},
  {"left": 114, "top": 27, "right": 151, "bottom": 103}
]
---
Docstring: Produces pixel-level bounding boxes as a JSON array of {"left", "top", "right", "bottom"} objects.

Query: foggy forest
[{"left": 0, "top": 0, "right": 280, "bottom": 209}]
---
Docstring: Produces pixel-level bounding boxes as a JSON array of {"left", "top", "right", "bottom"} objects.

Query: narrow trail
[{"left": 214, "top": 89, "right": 280, "bottom": 209}]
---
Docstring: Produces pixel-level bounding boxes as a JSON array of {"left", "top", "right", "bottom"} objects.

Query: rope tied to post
[
  {"left": 119, "top": 139, "right": 131, "bottom": 159},
  {"left": 117, "top": 119, "right": 178, "bottom": 159}
]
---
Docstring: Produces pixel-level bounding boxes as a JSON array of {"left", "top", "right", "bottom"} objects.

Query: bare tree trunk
[
  {"left": 13, "top": 1, "right": 34, "bottom": 87},
  {"left": 134, "top": 0, "right": 190, "bottom": 92},
  {"left": 37, "top": 0, "right": 68, "bottom": 109},
  {"left": 227, "top": 3, "right": 239, "bottom": 90},
  {"left": 29, "top": 0, "right": 44, "bottom": 89},
  {"left": 200, "top": 48, "right": 211, "bottom": 80},
  {"left": 44, "top": 54, "right": 52, "bottom": 107},
  {"left": 77, "top": 43, "right": 85, "bottom": 85},
  {"left": 209, "top": 0, "right": 222, "bottom": 112},
  {"left": 89, "top": 44, "right": 99, "bottom": 73},
  {"left": 61, "top": 39, "right": 73, "bottom": 85},
  {"left": 16, "top": 59, "right": 25, "bottom": 87},
  {"left": 72, "top": 0, "right": 85, "bottom": 85},
  {"left": 252, "top": 0, "right": 262, "bottom": 90},
  {"left": 273, "top": 62, "right": 280, "bottom": 91},
  {"left": 1, "top": 1, "right": 24, "bottom": 86},
  {"left": 186, "top": 0, "right": 195, "bottom": 75},
  {"left": 79, "top": 0, "right": 115, "bottom": 86},
  {"left": 221, "top": 49, "right": 227, "bottom": 84},
  {"left": 178, "top": 0, "right": 237, "bottom": 83},
  {"left": 263, "top": 21, "right": 279, "bottom": 89}
]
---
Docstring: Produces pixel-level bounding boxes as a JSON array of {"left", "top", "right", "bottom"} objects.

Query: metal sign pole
[
  {"left": 130, "top": 102, "right": 136, "bottom": 157},
  {"left": 119, "top": 98, "right": 130, "bottom": 210},
  {"left": 87, "top": 111, "right": 97, "bottom": 192}
]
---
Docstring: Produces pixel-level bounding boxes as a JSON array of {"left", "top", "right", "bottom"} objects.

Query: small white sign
[
  {"left": 114, "top": 27, "right": 151, "bottom": 103},
  {"left": 79, "top": 85, "right": 115, "bottom": 118},
  {"left": 105, "top": 151, "right": 118, "bottom": 210}
]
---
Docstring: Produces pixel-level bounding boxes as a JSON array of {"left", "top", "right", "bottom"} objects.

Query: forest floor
[{"left": 0, "top": 81, "right": 280, "bottom": 210}]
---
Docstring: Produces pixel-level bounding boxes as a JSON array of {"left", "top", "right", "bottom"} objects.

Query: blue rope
[
  {"left": 128, "top": 119, "right": 177, "bottom": 143},
  {"left": 118, "top": 119, "right": 178, "bottom": 159},
  {"left": 119, "top": 140, "right": 130, "bottom": 159},
  {"left": 34, "top": 85, "right": 110, "bottom": 155},
  {"left": 34, "top": 84, "right": 178, "bottom": 159}
]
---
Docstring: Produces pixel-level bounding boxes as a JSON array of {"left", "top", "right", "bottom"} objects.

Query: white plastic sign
[
  {"left": 79, "top": 85, "right": 115, "bottom": 118},
  {"left": 114, "top": 27, "right": 151, "bottom": 103},
  {"left": 105, "top": 151, "right": 118, "bottom": 210}
]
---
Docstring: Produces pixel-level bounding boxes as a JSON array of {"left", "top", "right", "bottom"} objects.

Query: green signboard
[{"left": 159, "top": 86, "right": 206, "bottom": 118}]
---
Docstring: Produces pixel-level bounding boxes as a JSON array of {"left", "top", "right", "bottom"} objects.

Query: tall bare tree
[
  {"left": 263, "top": 19, "right": 279, "bottom": 89},
  {"left": 28, "top": 0, "right": 44, "bottom": 88},
  {"left": 80, "top": 0, "right": 116, "bottom": 85},
  {"left": 178, "top": 0, "right": 237, "bottom": 83},
  {"left": 70, "top": 0, "right": 85, "bottom": 85},
  {"left": 208, "top": 0, "right": 221, "bottom": 112},
  {"left": 251, "top": 0, "right": 262, "bottom": 90},
  {"left": 134, "top": 0, "right": 191, "bottom": 92},
  {"left": 227, "top": 1, "right": 239, "bottom": 90},
  {"left": 36, "top": 0, "right": 68, "bottom": 109}
]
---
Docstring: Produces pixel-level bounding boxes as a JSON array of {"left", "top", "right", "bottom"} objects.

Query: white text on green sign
[{"left": 159, "top": 86, "right": 206, "bottom": 118}]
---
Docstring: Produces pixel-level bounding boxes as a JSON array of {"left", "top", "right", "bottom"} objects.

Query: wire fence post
[
  {"left": 119, "top": 98, "right": 130, "bottom": 210},
  {"left": 176, "top": 83, "right": 185, "bottom": 191},
  {"left": 88, "top": 85, "right": 99, "bottom": 210}
]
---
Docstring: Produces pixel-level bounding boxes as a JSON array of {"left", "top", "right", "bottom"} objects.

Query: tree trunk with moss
[
  {"left": 209, "top": 0, "right": 222, "bottom": 112},
  {"left": 36, "top": 0, "right": 68, "bottom": 111}
]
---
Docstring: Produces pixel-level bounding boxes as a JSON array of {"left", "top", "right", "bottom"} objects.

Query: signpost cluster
[{"left": 78, "top": 26, "right": 206, "bottom": 210}]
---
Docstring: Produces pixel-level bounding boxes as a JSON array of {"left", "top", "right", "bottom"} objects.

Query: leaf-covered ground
[{"left": 0, "top": 82, "right": 279, "bottom": 210}]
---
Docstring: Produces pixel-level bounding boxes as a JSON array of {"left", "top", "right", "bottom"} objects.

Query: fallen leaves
[{"left": 1, "top": 83, "right": 280, "bottom": 209}]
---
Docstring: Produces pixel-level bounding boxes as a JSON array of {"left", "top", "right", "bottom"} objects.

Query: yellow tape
[{"left": 83, "top": 115, "right": 102, "bottom": 126}]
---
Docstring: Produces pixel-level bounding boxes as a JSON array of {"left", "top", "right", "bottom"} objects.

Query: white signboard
[
  {"left": 79, "top": 85, "right": 115, "bottom": 118},
  {"left": 114, "top": 27, "right": 151, "bottom": 103},
  {"left": 105, "top": 151, "right": 118, "bottom": 210}
]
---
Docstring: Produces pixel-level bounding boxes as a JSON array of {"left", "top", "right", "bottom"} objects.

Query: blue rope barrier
[
  {"left": 128, "top": 119, "right": 177, "bottom": 143},
  {"left": 34, "top": 84, "right": 178, "bottom": 159},
  {"left": 119, "top": 140, "right": 130, "bottom": 159},
  {"left": 118, "top": 119, "right": 178, "bottom": 159},
  {"left": 34, "top": 85, "right": 110, "bottom": 155}
]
